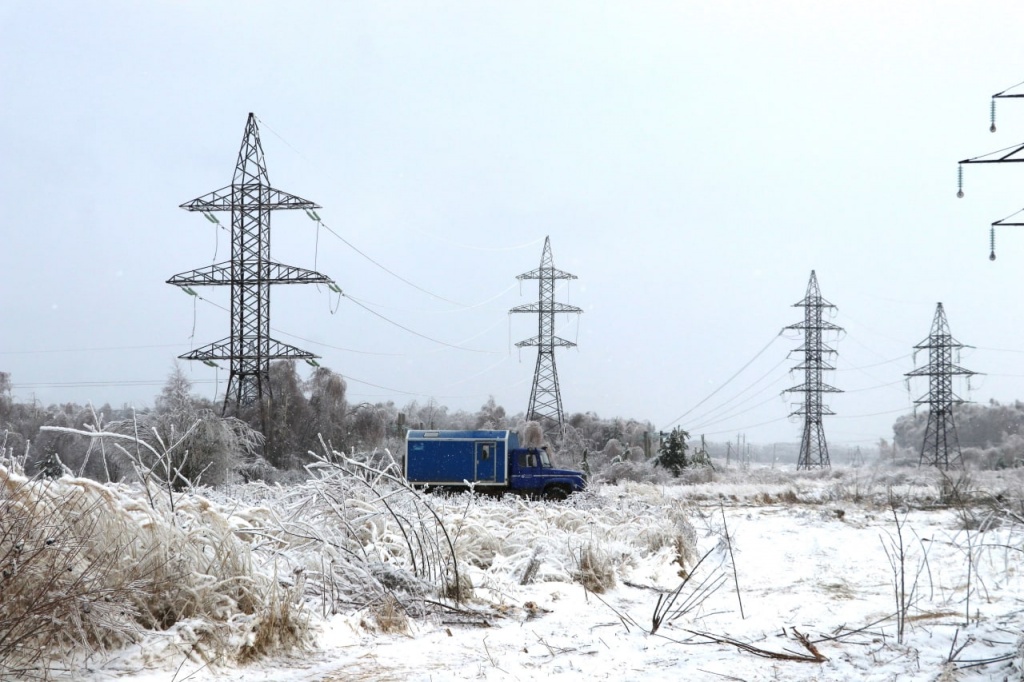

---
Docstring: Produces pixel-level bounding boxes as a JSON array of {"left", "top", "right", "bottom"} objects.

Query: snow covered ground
[{"left": 38, "top": 466, "right": 1024, "bottom": 681}]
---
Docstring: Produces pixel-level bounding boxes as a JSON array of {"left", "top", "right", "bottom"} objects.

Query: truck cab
[{"left": 509, "top": 446, "right": 585, "bottom": 499}]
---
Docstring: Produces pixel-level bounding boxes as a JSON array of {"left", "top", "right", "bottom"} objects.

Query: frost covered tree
[
  {"left": 474, "top": 396, "right": 507, "bottom": 429},
  {"left": 307, "top": 366, "right": 348, "bottom": 451},
  {"left": 655, "top": 427, "right": 690, "bottom": 477},
  {"left": 106, "top": 364, "right": 265, "bottom": 488},
  {"left": 348, "top": 403, "right": 386, "bottom": 451},
  {"left": 259, "top": 361, "right": 314, "bottom": 468}
]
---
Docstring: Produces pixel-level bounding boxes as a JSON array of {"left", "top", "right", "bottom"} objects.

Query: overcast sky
[{"left": 3, "top": 1, "right": 1024, "bottom": 447}]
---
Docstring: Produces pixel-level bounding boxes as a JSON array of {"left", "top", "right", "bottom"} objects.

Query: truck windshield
[{"left": 538, "top": 450, "right": 551, "bottom": 467}]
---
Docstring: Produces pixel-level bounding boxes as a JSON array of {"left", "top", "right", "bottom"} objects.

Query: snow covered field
[{"left": 9, "top": 463, "right": 1024, "bottom": 682}]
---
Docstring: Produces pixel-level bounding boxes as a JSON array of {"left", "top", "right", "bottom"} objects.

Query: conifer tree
[{"left": 655, "top": 427, "right": 690, "bottom": 477}]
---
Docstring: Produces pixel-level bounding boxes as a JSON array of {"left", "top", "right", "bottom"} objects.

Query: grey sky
[{"left": 2, "top": 1, "right": 1023, "bottom": 446}]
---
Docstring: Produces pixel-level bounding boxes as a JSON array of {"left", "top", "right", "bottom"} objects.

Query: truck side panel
[
  {"left": 405, "top": 430, "right": 510, "bottom": 486},
  {"left": 406, "top": 439, "right": 477, "bottom": 483}
]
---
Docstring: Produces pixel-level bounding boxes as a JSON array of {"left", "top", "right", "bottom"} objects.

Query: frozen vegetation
[{"left": 5, "top": 447, "right": 1024, "bottom": 681}]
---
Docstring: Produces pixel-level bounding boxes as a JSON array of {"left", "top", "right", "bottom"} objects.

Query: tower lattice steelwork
[
  {"left": 784, "top": 270, "right": 842, "bottom": 470},
  {"left": 905, "top": 303, "right": 976, "bottom": 470},
  {"left": 168, "top": 113, "right": 333, "bottom": 413},
  {"left": 510, "top": 236, "right": 581, "bottom": 434}
]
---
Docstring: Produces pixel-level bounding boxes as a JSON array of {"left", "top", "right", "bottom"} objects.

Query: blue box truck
[{"left": 404, "top": 429, "right": 586, "bottom": 499}]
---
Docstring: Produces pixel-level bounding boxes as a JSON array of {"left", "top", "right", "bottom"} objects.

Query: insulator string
[
  {"left": 990, "top": 226, "right": 997, "bottom": 261},
  {"left": 957, "top": 164, "right": 964, "bottom": 198},
  {"left": 991, "top": 99, "right": 998, "bottom": 133}
]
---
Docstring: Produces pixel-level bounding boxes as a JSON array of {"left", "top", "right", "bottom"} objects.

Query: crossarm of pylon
[
  {"left": 960, "top": 142, "right": 1024, "bottom": 164},
  {"left": 515, "top": 336, "right": 577, "bottom": 349},
  {"left": 515, "top": 268, "right": 578, "bottom": 281},
  {"left": 792, "top": 360, "right": 838, "bottom": 371},
  {"left": 785, "top": 381, "right": 842, "bottom": 393},
  {"left": 180, "top": 185, "right": 322, "bottom": 211},
  {"left": 790, "top": 342, "right": 839, "bottom": 354},
  {"left": 789, "top": 405, "right": 837, "bottom": 417},
  {"left": 180, "top": 337, "right": 318, "bottom": 362},
  {"left": 167, "top": 262, "right": 333, "bottom": 286},
  {"left": 267, "top": 263, "right": 333, "bottom": 284},
  {"left": 785, "top": 320, "right": 842, "bottom": 332},
  {"left": 993, "top": 207, "right": 1024, "bottom": 227},
  {"left": 509, "top": 302, "right": 583, "bottom": 314},
  {"left": 912, "top": 393, "right": 970, "bottom": 405},
  {"left": 906, "top": 364, "right": 978, "bottom": 377}
]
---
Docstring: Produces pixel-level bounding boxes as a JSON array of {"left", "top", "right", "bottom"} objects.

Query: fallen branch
[{"left": 683, "top": 628, "right": 827, "bottom": 663}]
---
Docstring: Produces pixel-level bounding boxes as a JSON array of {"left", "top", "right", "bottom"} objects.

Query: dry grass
[
  {"left": 0, "top": 460, "right": 312, "bottom": 679},
  {"left": 574, "top": 544, "right": 616, "bottom": 593},
  {"left": 368, "top": 594, "right": 409, "bottom": 634}
]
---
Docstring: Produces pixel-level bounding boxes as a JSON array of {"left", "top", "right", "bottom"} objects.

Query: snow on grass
[{"left": 7, "top": 459, "right": 1024, "bottom": 681}]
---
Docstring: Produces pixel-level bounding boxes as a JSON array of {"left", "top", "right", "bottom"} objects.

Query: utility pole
[
  {"left": 169, "top": 113, "right": 333, "bottom": 417},
  {"left": 509, "top": 236, "right": 582, "bottom": 437},
  {"left": 784, "top": 270, "right": 842, "bottom": 470},
  {"left": 905, "top": 303, "right": 977, "bottom": 470}
]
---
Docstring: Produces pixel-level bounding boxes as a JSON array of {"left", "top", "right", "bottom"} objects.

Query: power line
[
  {"left": 315, "top": 220, "right": 466, "bottom": 306},
  {"left": 344, "top": 293, "right": 498, "bottom": 354},
  {"left": 683, "top": 357, "right": 791, "bottom": 429},
  {"left": 688, "top": 389, "right": 788, "bottom": 433},
  {"left": 0, "top": 343, "right": 184, "bottom": 356},
  {"left": 663, "top": 332, "right": 783, "bottom": 430}
]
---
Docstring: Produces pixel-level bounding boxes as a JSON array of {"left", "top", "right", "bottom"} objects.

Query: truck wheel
[{"left": 544, "top": 485, "right": 569, "bottom": 501}]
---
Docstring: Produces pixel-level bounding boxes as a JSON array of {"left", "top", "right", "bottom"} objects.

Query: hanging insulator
[
  {"left": 204, "top": 212, "right": 219, "bottom": 224},
  {"left": 990, "top": 99, "right": 997, "bottom": 133},
  {"left": 957, "top": 164, "right": 964, "bottom": 198},
  {"left": 311, "top": 209, "right": 321, "bottom": 221},
  {"left": 990, "top": 226, "right": 997, "bottom": 261},
  {"left": 202, "top": 359, "right": 219, "bottom": 368},
  {"left": 181, "top": 286, "right": 198, "bottom": 297},
  {"left": 328, "top": 282, "right": 342, "bottom": 294},
  {"left": 306, "top": 358, "right": 320, "bottom": 367}
]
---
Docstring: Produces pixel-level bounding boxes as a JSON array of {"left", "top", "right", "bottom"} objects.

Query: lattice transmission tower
[
  {"left": 784, "top": 270, "right": 842, "bottom": 470},
  {"left": 905, "top": 303, "right": 976, "bottom": 470},
  {"left": 168, "top": 113, "right": 334, "bottom": 414},
  {"left": 958, "top": 81, "right": 1024, "bottom": 258},
  {"left": 509, "top": 236, "right": 582, "bottom": 435}
]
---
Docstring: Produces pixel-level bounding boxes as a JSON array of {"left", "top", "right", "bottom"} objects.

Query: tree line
[{"left": 0, "top": 362, "right": 664, "bottom": 486}]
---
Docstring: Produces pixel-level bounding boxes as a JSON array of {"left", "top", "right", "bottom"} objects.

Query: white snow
[{"left": 44, "top": 466, "right": 1024, "bottom": 681}]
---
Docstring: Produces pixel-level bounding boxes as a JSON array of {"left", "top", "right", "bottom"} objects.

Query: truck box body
[
  {"left": 404, "top": 429, "right": 586, "bottom": 498},
  {"left": 405, "top": 429, "right": 512, "bottom": 487}
]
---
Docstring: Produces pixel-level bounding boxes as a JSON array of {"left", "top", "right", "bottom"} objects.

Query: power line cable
[
  {"left": 343, "top": 293, "right": 498, "bottom": 354},
  {"left": 683, "top": 356, "right": 791, "bottom": 428},
  {"left": 700, "top": 415, "right": 790, "bottom": 437},
  {"left": 688, "top": 389, "right": 789, "bottom": 433},
  {"left": 0, "top": 343, "right": 184, "bottom": 355},
  {"left": 315, "top": 220, "right": 465, "bottom": 306},
  {"left": 663, "top": 332, "right": 783, "bottom": 430}
]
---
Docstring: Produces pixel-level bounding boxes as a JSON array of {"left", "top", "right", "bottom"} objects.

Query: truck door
[{"left": 476, "top": 442, "right": 497, "bottom": 482}]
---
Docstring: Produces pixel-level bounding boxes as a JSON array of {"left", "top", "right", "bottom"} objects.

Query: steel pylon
[
  {"left": 168, "top": 113, "right": 333, "bottom": 413},
  {"left": 784, "top": 270, "right": 842, "bottom": 470},
  {"left": 509, "top": 236, "right": 582, "bottom": 434},
  {"left": 958, "top": 81, "right": 1024, "bottom": 259},
  {"left": 905, "top": 303, "right": 976, "bottom": 470}
]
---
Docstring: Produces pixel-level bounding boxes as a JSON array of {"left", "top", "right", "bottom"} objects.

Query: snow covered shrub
[
  {"left": 598, "top": 459, "right": 670, "bottom": 485},
  {"left": 265, "top": 450, "right": 469, "bottom": 611},
  {"left": 0, "top": 459, "right": 313, "bottom": 678},
  {"left": 0, "top": 466, "right": 141, "bottom": 679}
]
